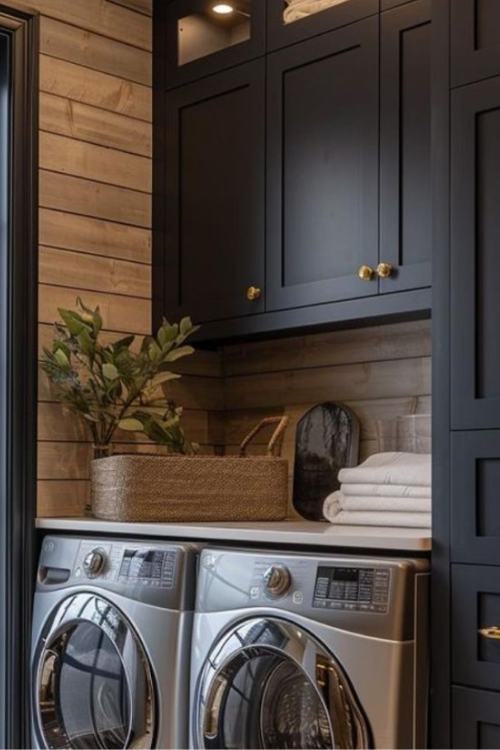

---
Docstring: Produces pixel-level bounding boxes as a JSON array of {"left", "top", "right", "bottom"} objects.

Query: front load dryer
[
  {"left": 31, "top": 535, "right": 198, "bottom": 749},
  {"left": 190, "top": 547, "right": 429, "bottom": 749}
]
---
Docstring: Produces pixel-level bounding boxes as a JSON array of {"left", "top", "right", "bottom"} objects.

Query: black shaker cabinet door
[
  {"left": 379, "top": 0, "right": 432, "bottom": 293},
  {"left": 163, "top": 60, "right": 265, "bottom": 323},
  {"left": 452, "top": 564, "right": 500, "bottom": 692},
  {"left": 266, "top": 17, "right": 379, "bottom": 312},
  {"left": 451, "top": 0, "right": 500, "bottom": 87},
  {"left": 453, "top": 686, "right": 500, "bottom": 749},
  {"left": 451, "top": 430, "right": 500, "bottom": 565},
  {"left": 451, "top": 77, "right": 500, "bottom": 429}
]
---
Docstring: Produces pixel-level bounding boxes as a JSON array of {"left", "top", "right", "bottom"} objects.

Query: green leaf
[
  {"left": 102, "top": 363, "right": 119, "bottom": 380},
  {"left": 148, "top": 340, "right": 162, "bottom": 361},
  {"left": 157, "top": 323, "right": 178, "bottom": 348},
  {"left": 150, "top": 371, "right": 181, "bottom": 388},
  {"left": 58, "top": 309, "right": 88, "bottom": 337},
  {"left": 180, "top": 316, "right": 192, "bottom": 336},
  {"left": 54, "top": 348, "right": 69, "bottom": 367},
  {"left": 118, "top": 418, "right": 144, "bottom": 432},
  {"left": 165, "top": 345, "right": 195, "bottom": 362}
]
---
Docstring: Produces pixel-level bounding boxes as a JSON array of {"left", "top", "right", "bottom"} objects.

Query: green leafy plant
[{"left": 41, "top": 298, "right": 199, "bottom": 455}]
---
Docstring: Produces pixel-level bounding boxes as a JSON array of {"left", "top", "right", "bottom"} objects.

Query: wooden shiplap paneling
[
  {"left": 40, "top": 94, "right": 152, "bottom": 156},
  {"left": 40, "top": 16, "right": 151, "bottom": 85},
  {"left": 36, "top": 0, "right": 157, "bottom": 517},
  {"left": 39, "top": 208, "right": 151, "bottom": 263},
  {"left": 40, "top": 56, "right": 152, "bottom": 121}
]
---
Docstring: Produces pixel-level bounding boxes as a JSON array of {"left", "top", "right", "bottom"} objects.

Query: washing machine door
[
  {"left": 33, "top": 592, "right": 155, "bottom": 749},
  {"left": 196, "top": 616, "right": 371, "bottom": 749}
]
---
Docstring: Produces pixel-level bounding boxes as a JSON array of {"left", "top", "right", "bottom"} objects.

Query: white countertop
[{"left": 35, "top": 517, "right": 431, "bottom": 552}]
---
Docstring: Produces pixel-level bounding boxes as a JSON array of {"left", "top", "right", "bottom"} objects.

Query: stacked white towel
[
  {"left": 323, "top": 452, "right": 431, "bottom": 528},
  {"left": 284, "top": 0, "right": 348, "bottom": 24}
]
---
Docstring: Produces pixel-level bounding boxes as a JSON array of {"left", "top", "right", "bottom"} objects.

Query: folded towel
[
  {"left": 284, "top": 0, "right": 348, "bottom": 23},
  {"left": 340, "top": 495, "right": 431, "bottom": 512},
  {"left": 342, "top": 483, "right": 430, "bottom": 498},
  {"left": 328, "top": 510, "right": 431, "bottom": 528},
  {"left": 323, "top": 491, "right": 431, "bottom": 528},
  {"left": 338, "top": 452, "right": 431, "bottom": 487}
]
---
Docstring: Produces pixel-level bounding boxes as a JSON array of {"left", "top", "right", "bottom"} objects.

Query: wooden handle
[{"left": 239, "top": 416, "right": 289, "bottom": 457}]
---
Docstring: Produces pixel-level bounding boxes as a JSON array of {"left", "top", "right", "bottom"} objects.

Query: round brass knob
[
  {"left": 246, "top": 285, "right": 262, "bottom": 301},
  {"left": 376, "top": 262, "right": 394, "bottom": 279},
  {"left": 357, "top": 265, "right": 375, "bottom": 281}
]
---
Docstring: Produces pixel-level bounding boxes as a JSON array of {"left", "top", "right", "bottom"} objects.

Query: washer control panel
[
  {"left": 73, "top": 542, "right": 178, "bottom": 589},
  {"left": 313, "top": 565, "right": 391, "bottom": 613},
  {"left": 118, "top": 548, "right": 177, "bottom": 588}
]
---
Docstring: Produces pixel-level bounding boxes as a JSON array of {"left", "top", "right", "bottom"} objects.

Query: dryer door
[
  {"left": 33, "top": 592, "right": 155, "bottom": 749},
  {"left": 196, "top": 616, "right": 371, "bottom": 749}
]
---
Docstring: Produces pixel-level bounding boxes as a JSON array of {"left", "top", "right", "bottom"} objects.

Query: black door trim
[{"left": 0, "top": 5, "right": 38, "bottom": 747}]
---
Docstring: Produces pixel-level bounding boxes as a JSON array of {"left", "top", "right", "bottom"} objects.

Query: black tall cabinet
[{"left": 433, "top": 0, "right": 500, "bottom": 746}]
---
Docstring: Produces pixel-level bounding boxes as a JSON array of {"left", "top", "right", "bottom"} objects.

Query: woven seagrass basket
[{"left": 91, "top": 416, "right": 289, "bottom": 522}]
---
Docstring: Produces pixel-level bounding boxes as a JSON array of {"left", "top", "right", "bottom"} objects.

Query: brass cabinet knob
[
  {"left": 479, "top": 626, "right": 500, "bottom": 640},
  {"left": 357, "top": 265, "right": 375, "bottom": 281},
  {"left": 376, "top": 262, "right": 394, "bottom": 279},
  {"left": 246, "top": 285, "right": 262, "bottom": 301}
]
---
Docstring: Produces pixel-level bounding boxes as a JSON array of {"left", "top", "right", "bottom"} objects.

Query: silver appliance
[
  {"left": 31, "top": 535, "right": 198, "bottom": 749},
  {"left": 190, "top": 548, "right": 429, "bottom": 749}
]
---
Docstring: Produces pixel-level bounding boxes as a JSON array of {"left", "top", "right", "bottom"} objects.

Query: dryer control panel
[{"left": 313, "top": 565, "right": 390, "bottom": 613}]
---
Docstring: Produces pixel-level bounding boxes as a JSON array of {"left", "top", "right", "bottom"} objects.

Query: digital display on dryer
[
  {"left": 118, "top": 549, "right": 176, "bottom": 588},
  {"left": 313, "top": 566, "right": 390, "bottom": 612}
]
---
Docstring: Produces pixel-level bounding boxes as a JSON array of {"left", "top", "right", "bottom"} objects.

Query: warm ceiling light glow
[{"left": 212, "top": 3, "right": 234, "bottom": 14}]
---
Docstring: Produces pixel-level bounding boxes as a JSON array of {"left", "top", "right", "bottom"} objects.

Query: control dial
[
  {"left": 263, "top": 565, "right": 292, "bottom": 598},
  {"left": 83, "top": 548, "right": 106, "bottom": 578}
]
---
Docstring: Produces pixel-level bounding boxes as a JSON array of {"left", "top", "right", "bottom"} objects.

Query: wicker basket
[{"left": 91, "top": 416, "right": 289, "bottom": 522}]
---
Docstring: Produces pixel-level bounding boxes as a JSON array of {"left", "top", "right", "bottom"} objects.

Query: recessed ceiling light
[{"left": 212, "top": 3, "right": 234, "bottom": 14}]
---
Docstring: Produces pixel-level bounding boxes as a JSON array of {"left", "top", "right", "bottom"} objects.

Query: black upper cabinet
[
  {"left": 267, "top": 0, "right": 378, "bottom": 51},
  {"left": 163, "top": 0, "right": 266, "bottom": 88},
  {"left": 379, "top": 0, "right": 432, "bottom": 293},
  {"left": 451, "top": 0, "right": 500, "bottom": 87},
  {"left": 451, "top": 77, "right": 500, "bottom": 429},
  {"left": 266, "top": 17, "right": 379, "bottom": 311},
  {"left": 163, "top": 60, "right": 265, "bottom": 323}
]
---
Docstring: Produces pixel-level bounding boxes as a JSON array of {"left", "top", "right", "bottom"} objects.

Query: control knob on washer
[
  {"left": 83, "top": 549, "right": 106, "bottom": 578},
  {"left": 263, "top": 565, "right": 292, "bottom": 597}
]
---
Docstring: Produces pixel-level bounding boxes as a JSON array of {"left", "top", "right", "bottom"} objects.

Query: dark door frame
[{"left": 0, "top": 5, "right": 38, "bottom": 748}]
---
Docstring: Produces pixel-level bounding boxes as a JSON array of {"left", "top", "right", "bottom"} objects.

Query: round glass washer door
[
  {"left": 196, "top": 617, "right": 371, "bottom": 750},
  {"left": 34, "top": 592, "right": 155, "bottom": 749}
]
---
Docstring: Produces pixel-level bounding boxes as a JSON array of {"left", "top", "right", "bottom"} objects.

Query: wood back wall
[{"left": 34, "top": 0, "right": 222, "bottom": 516}]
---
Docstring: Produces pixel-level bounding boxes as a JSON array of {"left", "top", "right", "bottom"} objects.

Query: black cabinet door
[
  {"left": 451, "top": 77, "right": 500, "bottom": 429},
  {"left": 451, "top": 430, "right": 500, "bottom": 564},
  {"left": 163, "top": 0, "right": 266, "bottom": 88},
  {"left": 452, "top": 564, "right": 500, "bottom": 692},
  {"left": 453, "top": 686, "right": 500, "bottom": 749},
  {"left": 379, "top": 0, "right": 432, "bottom": 293},
  {"left": 163, "top": 60, "right": 265, "bottom": 323},
  {"left": 451, "top": 0, "right": 500, "bottom": 87},
  {"left": 267, "top": 0, "right": 378, "bottom": 51},
  {"left": 266, "top": 17, "right": 379, "bottom": 312}
]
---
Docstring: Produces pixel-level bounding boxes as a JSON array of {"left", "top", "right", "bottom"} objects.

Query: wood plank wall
[
  {"left": 221, "top": 319, "right": 431, "bottom": 516},
  {"left": 34, "top": 0, "right": 223, "bottom": 517}
]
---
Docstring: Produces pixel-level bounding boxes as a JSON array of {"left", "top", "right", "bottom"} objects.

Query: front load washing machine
[
  {"left": 190, "top": 547, "right": 429, "bottom": 749},
  {"left": 31, "top": 535, "right": 198, "bottom": 749}
]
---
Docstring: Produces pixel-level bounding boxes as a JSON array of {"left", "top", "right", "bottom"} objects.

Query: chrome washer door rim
[
  {"left": 34, "top": 592, "right": 155, "bottom": 750},
  {"left": 196, "top": 616, "right": 371, "bottom": 750}
]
